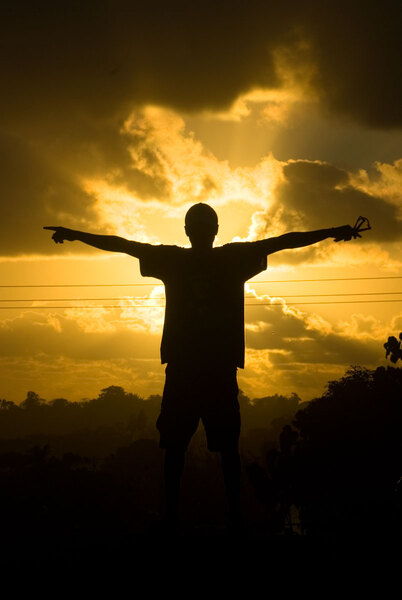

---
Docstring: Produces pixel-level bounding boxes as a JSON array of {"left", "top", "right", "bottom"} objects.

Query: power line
[
  {"left": 0, "top": 297, "right": 164, "bottom": 302},
  {"left": 1, "top": 275, "right": 402, "bottom": 288},
  {"left": 250, "top": 276, "right": 402, "bottom": 283},
  {"left": 0, "top": 283, "right": 160, "bottom": 288},
  {"left": 249, "top": 291, "right": 402, "bottom": 298},
  {"left": 255, "top": 299, "right": 402, "bottom": 305},
  {"left": 1, "top": 299, "right": 402, "bottom": 309},
  {"left": 1, "top": 291, "right": 401, "bottom": 302}
]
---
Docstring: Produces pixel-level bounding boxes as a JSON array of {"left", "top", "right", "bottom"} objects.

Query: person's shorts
[{"left": 157, "top": 363, "right": 240, "bottom": 452}]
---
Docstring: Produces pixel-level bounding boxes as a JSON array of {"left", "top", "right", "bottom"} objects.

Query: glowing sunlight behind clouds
[
  {"left": 3, "top": 102, "right": 395, "bottom": 405},
  {"left": 83, "top": 106, "right": 283, "bottom": 246}
]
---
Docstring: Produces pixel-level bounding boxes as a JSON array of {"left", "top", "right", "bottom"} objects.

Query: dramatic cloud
[
  {"left": 244, "top": 300, "right": 387, "bottom": 366},
  {"left": 300, "top": 2, "right": 402, "bottom": 128},
  {"left": 250, "top": 159, "right": 402, "bottom": 266},
  {"left": 0, "top": 304, "right": 162, "bottom": 359},
  {"left": 0, "top": 132, "right": 100, "bottom": 255},
  {"left": 239, "top": 294, "right": 398, "bottom": 398},
  {"left": 4, "top": 104, "right": 401, "bottom": 267},
  {"left": 1, "top": 1, "right": 400, "bottom": 128},
  {"left": 1, "top": 3, "right": 400, "bottom": 256}
]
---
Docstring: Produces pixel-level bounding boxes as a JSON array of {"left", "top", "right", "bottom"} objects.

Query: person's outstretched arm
[
  {"left": 256, "top": 225, "right": 356, "bottom": 256},
  {"left": 43, "top": 226, "right": 147, "bottom": 258}
]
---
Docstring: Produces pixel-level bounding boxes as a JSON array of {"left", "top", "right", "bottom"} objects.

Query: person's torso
[{"left": 161, "top": 247, "right": 245, "bottom": 367}]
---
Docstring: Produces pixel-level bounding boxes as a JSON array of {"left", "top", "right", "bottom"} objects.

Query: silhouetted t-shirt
[{"left": 139, "top": 242, "right": 267, "bottom": 368}]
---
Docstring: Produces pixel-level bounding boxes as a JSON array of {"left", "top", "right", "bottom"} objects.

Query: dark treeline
[
  {"left": 0, "top": 384, "right": 300, "bottom": 550},
  {"left": 0, "top": 385, "right": 300, "bottom": 458},
  {"left": 0, "top": 366, "right": 401, "bottom": 558}
]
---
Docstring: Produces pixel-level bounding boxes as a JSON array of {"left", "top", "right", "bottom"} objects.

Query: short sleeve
[
  {"left": 138, "top": 245, "right": 170, "bottom": 280},
  {"left": 138, "top": 244, "right": 183, "bottom": 281},
  {"left": 225, "top": 242, "right": 268, "bottom": 281}
]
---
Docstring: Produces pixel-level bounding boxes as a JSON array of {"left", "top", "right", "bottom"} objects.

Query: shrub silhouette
[
  {"left": 262, "top": 366, "right": 402, "bottom": 538},
  {"left": 384, "top": 333, "right": 402, "bottom": 363}
]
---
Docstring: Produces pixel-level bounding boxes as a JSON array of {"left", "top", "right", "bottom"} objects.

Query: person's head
[{"left": 184, "top": 203, "right": 219, "bottom": 249}]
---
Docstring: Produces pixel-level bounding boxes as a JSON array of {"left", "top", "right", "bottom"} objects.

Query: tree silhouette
[
  {"left": 384, "top": 333, "right": 402, "bottom": 363},
  {"left": 20, "top": 391, "right": 45, "bottom": 410},
  {"left": 265, "top": 365, "right": 402, "bottom": 539}
]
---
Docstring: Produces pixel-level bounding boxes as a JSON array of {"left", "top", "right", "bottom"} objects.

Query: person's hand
[
  {"left": 333, "top": 225, "right": 357, "bottom": 242},
  {"left": 334, "top": 216, "right": 371, "bottom": 242},
  {"left": 43, "top": 226, "right": 76, "bottom": 243}
]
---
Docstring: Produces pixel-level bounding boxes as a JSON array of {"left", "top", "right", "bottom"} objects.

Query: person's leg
[
  {"left": 164, "top": 447, "right": 186, "bottom": 524},
  {"left": 203, "top": 366, "right": 243, "bottom": 529},
  {"left": 220, "top": 442, "right": 242, "bottom": 525},
  {"left": 158, "top": 365, "right": 195, "bottom": 526}
]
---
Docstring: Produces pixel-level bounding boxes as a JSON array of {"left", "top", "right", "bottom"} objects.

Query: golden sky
[{"left": 0, "top": 1, "right": 401, "bottom": 403}]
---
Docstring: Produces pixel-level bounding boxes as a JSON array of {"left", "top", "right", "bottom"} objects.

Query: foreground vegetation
[{"left": 0, "top": 366, "right": 401, "bottom": 548}]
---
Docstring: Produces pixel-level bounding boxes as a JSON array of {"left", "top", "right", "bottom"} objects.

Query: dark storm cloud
[
  {"left": 1, "top": 1, "right": 400, "bottom": 128},
  {"left": 277, "top": 161, "right": 401, "bottom": 241},
  {"left": 254, "top": 160, "right": 401, "bottom": 265},
  {"left": 300, "top": 2, "right": 402, "bottom": 129},
  {"left": 0, "top": 132, "right": 98, "bottom": 255},
  {"left": 0, "top": 114, "right": 170, "bottom": 256}
]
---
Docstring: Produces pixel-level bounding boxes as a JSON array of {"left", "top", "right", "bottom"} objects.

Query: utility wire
[
  {"left": 0, "top": 291, "right": 401, "bottom": 302},
  {"left": 249, "top": 276, "right": 402, "bottom": 283},
  {"left": 249, "top": 291, "right": 402, "bottom": 298},
  {"left": 1, "top": 299, "right": 402, "bottom": 309},
  {"left": 1, "top": 275, "right": 402, "bottom": 288},
  {"left": 1, "top": 291, "right": 401, "bottom": 302}
]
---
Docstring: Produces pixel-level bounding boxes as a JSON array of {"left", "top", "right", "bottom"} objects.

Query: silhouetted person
[{"left": 45, "top": 203, "right": 361, "bottom": 533}]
